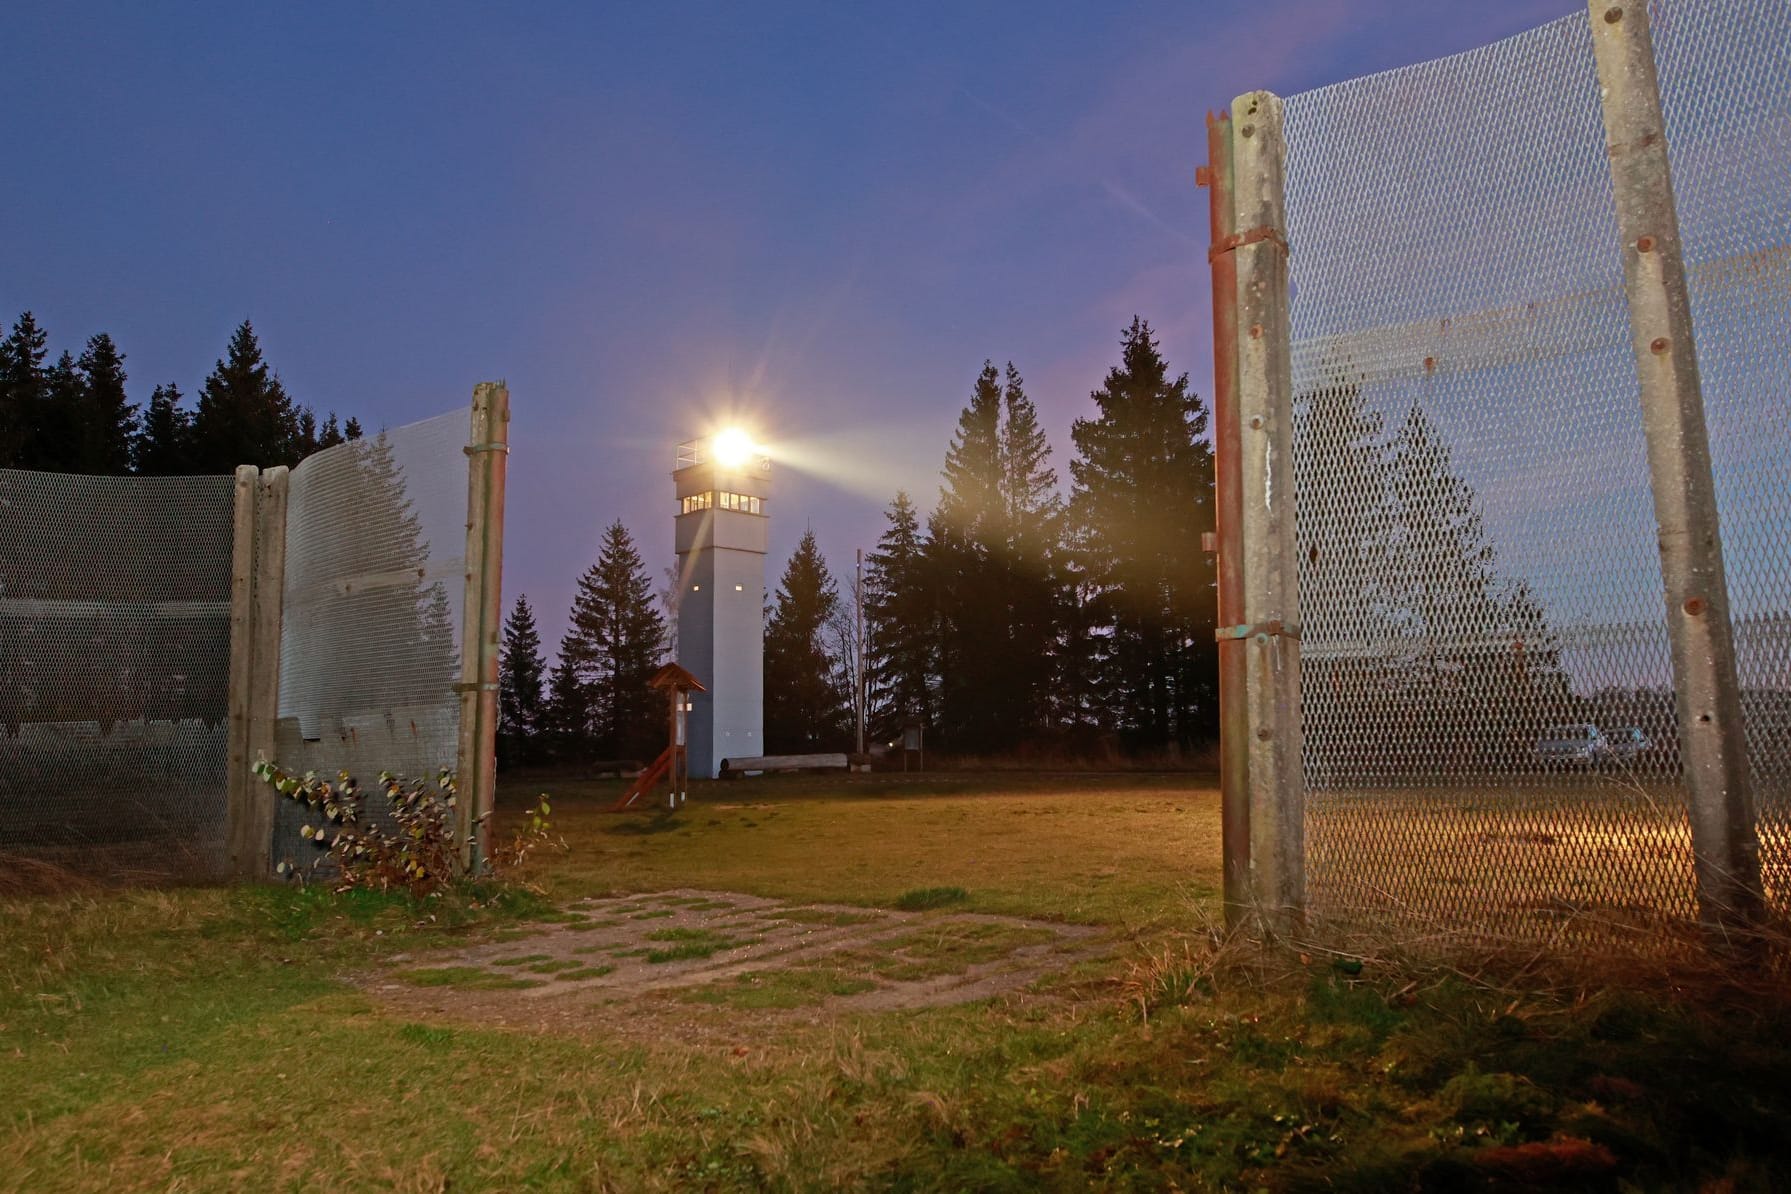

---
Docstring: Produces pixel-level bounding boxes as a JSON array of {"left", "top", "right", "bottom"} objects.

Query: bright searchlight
[{"left": 712, "top": 427, "right": 757, "bottom": 469}]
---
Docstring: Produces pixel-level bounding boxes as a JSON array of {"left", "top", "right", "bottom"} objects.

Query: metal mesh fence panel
[
  {"left": 271, "top": 411, "right": 467, "bottom": 871},
  {"left": 0, "top": 470, "right": 236, "bottom": 875},
  {"left": 1281, "top": 12, "right": 1702, "bottom": 950},
  {"left": 1652, "top": 0, "right": 1791, "bottom": 923}
]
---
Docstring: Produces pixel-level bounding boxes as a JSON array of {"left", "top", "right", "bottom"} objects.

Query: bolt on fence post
[
  {"left": 1228, "top": 89, "right": 1307, "bottom": 938},
  {"left": 1589, "top": 1, "right": 1764, "bottom": 942},
  {"left": 456, "top": 382, "right": 509, "bottom": 875},
  {"left": 225, "top": 466, "right": 260, "bottom": 879},
  {"left": 1204, "top": 110, "right": 1253, "bottom": 932}
]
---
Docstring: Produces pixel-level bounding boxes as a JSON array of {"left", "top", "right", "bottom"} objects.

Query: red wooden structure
[{"left": 608, "top": 663, "right": 705, "bottom": 812}]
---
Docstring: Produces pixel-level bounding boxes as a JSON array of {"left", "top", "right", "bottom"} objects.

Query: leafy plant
[{"left": 255, "top": 759, "right": 556, "bottom": 896}]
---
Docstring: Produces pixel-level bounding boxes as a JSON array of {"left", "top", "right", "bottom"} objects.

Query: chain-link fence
[
  {"left": 270, "top": 412, "right": 471, "bottom": 871},
  {"left": 1212, "top": 0, "right": 1789, "bottom": 952},
  {"left": 0, "top": 392, "right": 506, "bottom": 883},
  {"left": 0, "top": 471, "right": 237, "bottom": 874}
]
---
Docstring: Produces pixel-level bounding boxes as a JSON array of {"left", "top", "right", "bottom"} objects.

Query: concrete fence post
[
  {"left": 247, "top": 466, "right": 289, "bottom": 878},
  {"left": 225, "top": 466, "right": 260, "bottom": 878},
  {"left": 1588, "top": 1, "right": 1764, "bottom": 939},
  {"left": 455, "top": 382, "right": 510, "bottom": 874},
  {"left": 1226, "top": 89, "right": 1307, "bottom": 936},
  {"left": 224, "top": 463, "right": 288, "bottom": 880}
]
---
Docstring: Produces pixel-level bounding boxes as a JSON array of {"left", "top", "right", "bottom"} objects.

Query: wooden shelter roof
[{"left": 647, "top": 662, "right": 706, "bottom": 693}]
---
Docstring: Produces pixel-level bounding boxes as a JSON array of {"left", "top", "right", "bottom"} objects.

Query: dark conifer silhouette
[
  {"left": 562, "top": 522, "right": 667, "bottom": 760},
  {"left": 764, "top": 530, "right": 849, "bottom": 751},
  {"left": 1068, "top": 317, "right": 1217, "bottom": 750},
  {"left": 499, "top": 595, "right": 548, "bottom": 768}
]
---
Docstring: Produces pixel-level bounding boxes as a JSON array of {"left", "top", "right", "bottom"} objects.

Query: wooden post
[
  {"left": 1229, "top": 89, "right": 1306, "bottom": 937},
  {"left": 225, "top": 466, "right": 259, "bottom": 878},
  {"left": 456, "top": 382, "right": 510, "bottom": 873},
  {"left": 1589, "top": 1, "right": 1764, "bottom": 938}
]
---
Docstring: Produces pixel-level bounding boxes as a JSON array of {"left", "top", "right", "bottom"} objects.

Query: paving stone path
[{"left": 374, "top": 889, "right": 1109, "bottom": 1024}]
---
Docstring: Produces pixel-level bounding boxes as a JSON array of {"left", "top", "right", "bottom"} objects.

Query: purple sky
[{"left": 2, "top": 0, "right": 1569, "bottom": 654}]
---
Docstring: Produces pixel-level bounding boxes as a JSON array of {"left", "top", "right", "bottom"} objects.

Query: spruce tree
[
  {"left": 1380, "top": 405, "right": 1568, "bottom": 772},
  {"left": 1068, "top": 317, "right": 1217, "bottom": 751},
  {"left": 0, "top": 312, "right": 49, "bottom": 469},
  {"left": 498, "top": 594, "right": 548, "bottom": 768},
  {"left": 764, "top": 530, "right": 849, "bottom": 751},
  {"left": 134, "top": 384, "right": 193, "bottom": 475},
  {"left": 294, "top": 408, "right": 319, "bottom": 459},
  {"left": 562, "top": 521, "right": 667, "bottom": 760},
  {"left": 998, "top": 363, "right": 1065, "bottom": 739},
  {"left": 864, "top": 491, "right": 934, "bottom": 732},
  {"left": 275, "top": 429, "right": 456, "bottom": 746},
  {"left": 317, "top": 412, "right": 346, "bottom": 450},
  {"left": 36, "top": 351, "right": 86, "bottom": 473},
  {"left": 76, "top": 333, "right": 136, "bottom": 474},
  {"left": 931, "top": 362, "right": 1009, "bottom": 749},
  {"left": 542, "top": 652, "right": 593, "bottom": 765},
  {"left": 190, "top": 320, "right": 300, "bottom": 471}
]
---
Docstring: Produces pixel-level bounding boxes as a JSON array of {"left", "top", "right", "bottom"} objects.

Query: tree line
[
  {"left": 0, "top": 310, "right": 362, "bottom": 476},
  {"left": 497, "top": 316, "right": 1222, "bottom": 766}
]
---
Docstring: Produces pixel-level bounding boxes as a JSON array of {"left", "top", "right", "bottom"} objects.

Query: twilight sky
[{"left": 2, "top": 0, "right": 1571, "bottom": 653}]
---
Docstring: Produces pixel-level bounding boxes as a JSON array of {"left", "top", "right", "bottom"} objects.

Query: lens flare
[{"left": 712, "top": 427, "right": 756, "bottom": 468}]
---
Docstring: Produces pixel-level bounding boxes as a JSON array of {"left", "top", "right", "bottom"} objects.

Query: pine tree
[
  {"left": 134, "top": 384, "right": 193, "bottom": 475},
  {"left": 998, "top": 363, "right": 1065, "bottom": 738},
  {"left": 498, "top": 595, "right": 548, "bottom": 768},
  {"left": 562, "top": 521, "right": 667, "bottom": 760},
  {"left": 190, "top": 320, "right": 300, "bottom": 471},
  {"left": 294, "top": 408, "right": 319, "bottom": 459},
  {"left": 764, "top": 529, "right": 849, "bottom": 751},
  {"left": 937, "top": 361, "right": 1005, "bottom": 541},
  {"left": 541, "top": 652, "right": 593, "bottom": 765},
  {"left": 317, "top": 412, "right": 346, "bottom": 450},
  {"left": 36, "top": 351, "right": 86, "bottom": 473},
  {"left": 75, "top": 333, "right": 136, "bottom": 474},
  {"left": 0, "top": 312, "right": 49, "bottom": 468},
  {"left": 1068, "top": 317, "right": 1217, "bottom": 751},
  {"left": 344, "top": 416, "right": 364, "bottom": 441},
  {"left": 275, "top": 430, "right": 457, "bottom": 757},
  {"left": 864, "top": 491, "right": 934, "bottom": 732},
  {"left": 931, "top": 362, "right": 1009, "bottom": 749},
  {"left": 1378, "top": 405, "right": 1569, "bottom": 772}
]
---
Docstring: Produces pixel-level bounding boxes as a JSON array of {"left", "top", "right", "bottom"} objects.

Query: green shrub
[{"left": 255, "top": 759, "right": 554, "bottom": 897}]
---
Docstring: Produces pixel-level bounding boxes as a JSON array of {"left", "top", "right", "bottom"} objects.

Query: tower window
[
  {"left": 715, "top": 491, "right": 763, "bottom": 515},
  {"left": 682, "top": 491, "right": 762, "bottom": 515}
]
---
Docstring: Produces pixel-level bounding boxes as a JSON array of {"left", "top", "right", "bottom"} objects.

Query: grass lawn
[{"left": 2, "top": 770, "right": 1789, "bottom": 1191}]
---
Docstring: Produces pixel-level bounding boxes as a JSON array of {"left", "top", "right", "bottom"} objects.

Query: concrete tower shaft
[{"left": 672, "top": 440, "right": 769, "bottom": 777}]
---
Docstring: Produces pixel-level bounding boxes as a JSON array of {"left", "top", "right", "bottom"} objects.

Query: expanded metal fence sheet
[
  {"left": 0, "top": 470, "right": 235, "bottom": 874},
  {"left": 1653, "top": 0, "right": 1791, "bottom": 922},
  {"left": 1282, "top": 11, "right": 1701, "bottom": 949},
  {"left": 272, "top": 411, "right": 467, "bottom": 871}
]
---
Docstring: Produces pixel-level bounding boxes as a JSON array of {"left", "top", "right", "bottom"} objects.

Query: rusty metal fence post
[
  {"left": 455, "top": 382, "right": 510, "bottom": 874},
  {"left": 1589, "top": 1, "right": 1765, "bottom": 939},
  {"left": 1212, "top": 90, "right": 1306, "bottom": 936}
]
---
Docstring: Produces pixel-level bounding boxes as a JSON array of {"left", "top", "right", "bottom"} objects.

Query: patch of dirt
[{"left": 368, "top": 889, "right": 1109, "bottom": 1033}]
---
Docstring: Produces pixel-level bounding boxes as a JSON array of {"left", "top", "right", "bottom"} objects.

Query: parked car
[
  {"left": 1536, "top": 724, "right": 1612, "bottom": 766},
  {"left": 1605, "top": 726, "right": 1652, "bottom": 762}
]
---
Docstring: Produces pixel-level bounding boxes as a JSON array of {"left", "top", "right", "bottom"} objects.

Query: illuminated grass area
[{"left": 3, "top": 772, "right": 1789, "bottom": 1192}]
